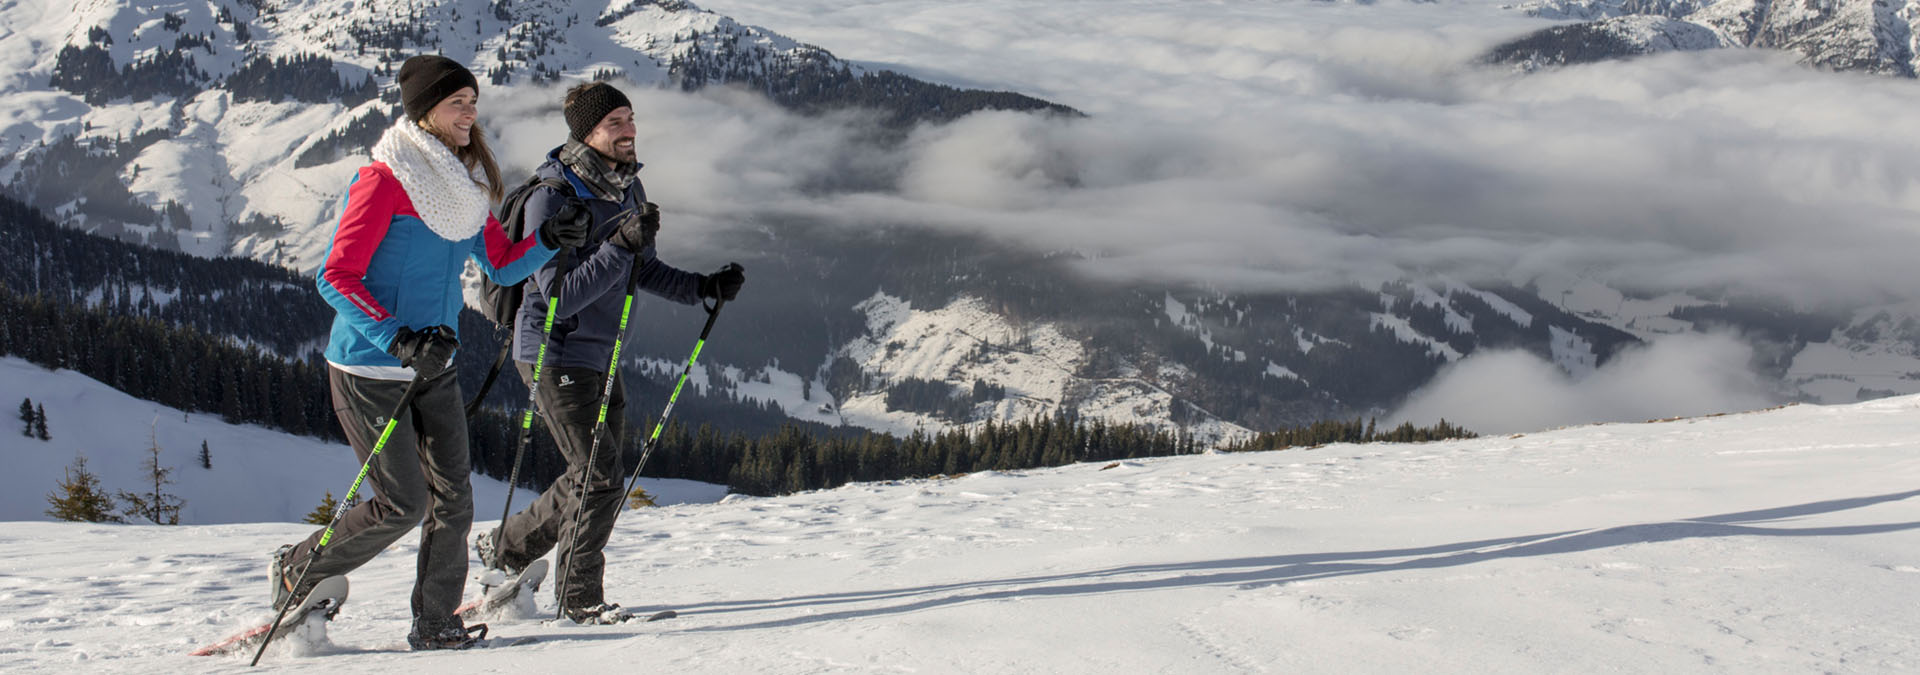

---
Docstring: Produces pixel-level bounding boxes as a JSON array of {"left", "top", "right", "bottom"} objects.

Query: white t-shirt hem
[{"left": 327, "top": 361, "right": 415, "bottom": 381}]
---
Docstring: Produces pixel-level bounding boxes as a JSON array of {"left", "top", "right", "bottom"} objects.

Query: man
[{"left": 476, "top": 81, "right": 745, "bottom": 624}]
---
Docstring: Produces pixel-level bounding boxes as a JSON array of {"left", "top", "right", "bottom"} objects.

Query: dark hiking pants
[
  {"left": 494, "top": 363, "right": 625, "bottom": 610},
  {"left": 285, "top": 367, "right": 474, "bottom": 623}
]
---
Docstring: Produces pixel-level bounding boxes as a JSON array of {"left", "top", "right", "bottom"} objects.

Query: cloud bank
[
  {"left": 510, "top": 0, "right": 1920, "bottom": 308},
  {"left": 1388, "top": 332, "right": 1775, "bottom": 434},
  {"left": 475, "top": 0, "right": 1919, "bottom": 430}
]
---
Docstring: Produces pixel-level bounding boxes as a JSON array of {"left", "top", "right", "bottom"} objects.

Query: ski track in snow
[{"left": 3, "top": 396, "right": 1920, "bottom": 672}]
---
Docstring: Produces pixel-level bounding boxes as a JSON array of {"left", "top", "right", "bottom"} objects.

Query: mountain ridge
[{"left": 1494, "top": 0, "right": 1920, "bottom": 75}]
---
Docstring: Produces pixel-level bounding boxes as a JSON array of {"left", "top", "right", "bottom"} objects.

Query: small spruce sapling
[
  {"left": 303, "top": 494, "right": 349, "bottom": 525},
  {"left": 45, "top": 453, "right": 123, "bottom": 523}
]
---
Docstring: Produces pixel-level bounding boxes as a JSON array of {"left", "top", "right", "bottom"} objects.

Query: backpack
[
  {"left": 478, "top": 174, "right": 575, "bottom": 326},
  {"left": 467, "top": 174, "right": 573, "bottom": 415}
]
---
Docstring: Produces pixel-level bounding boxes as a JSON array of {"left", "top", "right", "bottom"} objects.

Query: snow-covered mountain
[
  {"left": 2, "top": 0, "right": 1066, "bottom": 259},
  {"left": 4, "top": 380, "right": 1917, "bottom": 670},
  {"left": 8, "top": 0, "right": 1920, "bottom": 447},
  {"left": 1495, "top": 0, "right": 1920, "bottom": 75}
]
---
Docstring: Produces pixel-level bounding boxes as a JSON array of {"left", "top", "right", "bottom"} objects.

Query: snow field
[{"left": 2, "top": 391, "right": 1917, "bottom": 672}]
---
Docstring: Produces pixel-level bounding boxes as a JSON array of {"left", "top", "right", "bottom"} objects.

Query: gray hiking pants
[
  {"left": 285, "top": 367, "right": 474, "bottom": 623},
  {"left": 494, "top": 362, "right": 626, "bottom": 610}
]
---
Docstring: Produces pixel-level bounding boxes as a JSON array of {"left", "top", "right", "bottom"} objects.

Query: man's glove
[
  {"left": 539, "top": 198, "right": 592, "bottom": 249},
  {"left": 610, "top": 201, "right": 661, "bottom": 253},
  {"left": 387, "top": 325, "right": 459, "bottom": 381},
  {"left": 697, "top": 262, "right": 745, "bottom": 301}
]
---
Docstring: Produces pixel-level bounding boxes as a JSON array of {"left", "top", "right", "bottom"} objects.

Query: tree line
[
  {"left": 7, "top": 194, "right": 1480, "bottom": 517},
  {"left": 1221, "top": 416, "right": 1476, "bottom": 452},
  {"left": 633, "top": 411, "right": 1474, "bottom": 498}
]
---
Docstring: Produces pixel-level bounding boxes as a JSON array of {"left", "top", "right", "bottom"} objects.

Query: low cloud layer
[
  {"left": 473, "top": 0, "right": 1918, "bottom": 428},
  {"left": 515, "top": 0, "right": 1920, "bottom": 308},
  {"left": 1387, "top": 332, "right": 1776, "bottom": 434}
]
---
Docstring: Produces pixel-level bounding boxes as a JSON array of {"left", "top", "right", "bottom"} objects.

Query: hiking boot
[
  {"left": 564, "top": 602, "right": 634, "bottom": 625},
  {"left": 474, "top": 529, "right": 520, "bottom": 575},
  {"left": 268, "top": 544, "right": 314, "bottom": 611},
  {"left": 408, "top": 615, "right": 486, "bottom": 650}
]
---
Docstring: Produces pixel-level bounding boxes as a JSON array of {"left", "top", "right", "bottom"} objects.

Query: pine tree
[
  {"left": 197, "top": 440, "right": 211, "bottom": 469},
  {"left": 33, "top": 404, "right": 48, "bottom": 440},
  {"left": 117, "top": 426, "right": 184, "bottom": 524},
  {"left": 627, "top": 486, "right": 657, "bottom": 510},
  {"left": 45, "top": 453, "right": 123, "bottom": 522},
  {"left": 304, "top": 491, "right": 339, "bottom": 525},
  {"left": 18, "top": 398, "right": 32, "bottom": 436}
]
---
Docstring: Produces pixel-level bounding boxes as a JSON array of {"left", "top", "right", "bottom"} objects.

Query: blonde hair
[{"left": 419, "top": 117, "right": 505, "bottom": 202}]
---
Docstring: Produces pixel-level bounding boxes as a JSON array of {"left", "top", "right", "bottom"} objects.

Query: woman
[{"left": 274, "top": 54, "right": 589, "bottom": 650}]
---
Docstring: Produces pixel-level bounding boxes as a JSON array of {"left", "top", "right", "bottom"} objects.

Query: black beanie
[
  {"left": 397, "top": 55, "right": 479, "bottom": 122},
  {"left": 565, "top": 83, "right": 632, "bottom": 142}
]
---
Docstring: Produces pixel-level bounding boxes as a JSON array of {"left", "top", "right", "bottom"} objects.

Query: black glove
[
  {"left": 387, "top": 325, "right": 459, "bottom": 381},
  {"left": 610, "top": 201, "right": 660, "bottom": 253},
  {"left": 538, "top": 198, "right": 592, "bottom": 249},
  {"left": 697, "top": 262, "right": 745, "bottom": 301}
]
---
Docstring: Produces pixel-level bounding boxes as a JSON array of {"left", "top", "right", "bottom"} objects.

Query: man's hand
[
  {"left": 698, "top": 262, "right": 745, "bottom": 301},
  {"left": 611, "top": 201, "right": 660, "bottom": 253},
  {"left": 539, "top": 198, "right": 592, "bottom": 249}
]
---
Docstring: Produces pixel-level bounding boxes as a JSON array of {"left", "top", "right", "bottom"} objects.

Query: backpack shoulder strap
[{"left": 500, "top": 174, "right": 575, "bottom": 236}]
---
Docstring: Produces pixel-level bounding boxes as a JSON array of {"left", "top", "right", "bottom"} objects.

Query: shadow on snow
[{"left": 670, "top": 489, "right": 1920, "bottom": 631}]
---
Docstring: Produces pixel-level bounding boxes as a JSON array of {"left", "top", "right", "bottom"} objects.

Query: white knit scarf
[{"left": 369, "top": 120, "right": 491, "bottom": 242}]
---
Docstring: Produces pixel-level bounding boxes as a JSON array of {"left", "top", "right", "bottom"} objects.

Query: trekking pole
[
  {"left": 619, "top": 297, "right": 724, "bottom": 506},
  {"left": 553, "top": 293, "right": 728, "bottom": 620},
  {"left": 485, "top": 247, "right": 572, "bottom": 555},
  {"left": 251, "top": 338, "right": 446, "bottom": 666},
  {"left": 553, "top": 255, "right": 648, "bottom": 621}
]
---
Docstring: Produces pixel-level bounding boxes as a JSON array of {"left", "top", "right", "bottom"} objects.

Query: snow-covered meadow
[
  {"left": 0, "top": 357, "right": 726, "bottom": 524},
  {"left": 2, "top": 356, "right": 1916, "bottom": 672}
]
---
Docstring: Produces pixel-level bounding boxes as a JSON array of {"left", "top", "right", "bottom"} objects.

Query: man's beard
[{"left": 602, "top": 138, "right": 637, "bottom": 164}]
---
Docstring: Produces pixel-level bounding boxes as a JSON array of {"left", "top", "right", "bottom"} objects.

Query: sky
[{"left": 4, "top": 357, "right": 1917, "bottom": 672}]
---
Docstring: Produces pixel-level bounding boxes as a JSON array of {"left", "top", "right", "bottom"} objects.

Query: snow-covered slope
[
  {"left": 1499, "top": 0, "right": 1920, "bottom": 75},
  {"left": 827, "top": 293, "right": 1252, "bottom": 444},
  {"left": 2, "top": 389, "right": 1916, "bottom": 671},
  {"left": 1787, "top": 301, "right": 1920, "bottom": 403},
  {"left": 0, "top": 0, "right": 952, "bottom": 261},
  {"left": 0, "top": 356, "right": 725, "bottom": 523}
]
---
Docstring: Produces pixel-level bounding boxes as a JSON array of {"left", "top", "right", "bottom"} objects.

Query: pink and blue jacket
[{"left": 317, "top": 161, "right": 556, "bottom": 368}]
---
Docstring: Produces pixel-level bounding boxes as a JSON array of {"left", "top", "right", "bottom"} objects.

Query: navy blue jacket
[{"left": 513, "top": 147, "right": 703, "bottom": 371}]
